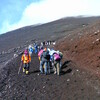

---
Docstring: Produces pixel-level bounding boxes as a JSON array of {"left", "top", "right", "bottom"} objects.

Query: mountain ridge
[{"left": 0, "top": 16, "right": 100, "bottom": 52}]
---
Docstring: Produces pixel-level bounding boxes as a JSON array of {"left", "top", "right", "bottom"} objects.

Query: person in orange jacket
[{"left": 21, "top": 49, "right": 31, "bottom": 74}]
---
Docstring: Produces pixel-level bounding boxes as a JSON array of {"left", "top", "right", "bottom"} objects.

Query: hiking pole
[{"left": 18, "top": 61, "right": 23, "bottom": 75}]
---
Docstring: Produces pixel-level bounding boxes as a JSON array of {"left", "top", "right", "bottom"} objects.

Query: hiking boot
[
  {"left": 54, "top": 71, "right": 57, "bottom": 74},
  {"left": 40, "top": 72, "right": 43, "bottom": 74},
  {"left": 23, "top": 68, "right": 25, "bottom": 72},
  {"left": 48, "top": 69, "right": 50, "bottom": 74},
  {"left": 45, "top": 72, "right": 47, "bottom": 75},
  {"left": 26, "top": 70, "right": 29, "bottom": 74},
  {"left": 57, "top": 73, "right": 60, "bottom": 76}
]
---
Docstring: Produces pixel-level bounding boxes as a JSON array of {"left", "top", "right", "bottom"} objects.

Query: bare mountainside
[
  {"left": 56, "top": 18, "right": 100, "bottom": 76},
  {"left": 1, "top": 16, "right": 100, "bottom": 100},
  {"left": 0, "top": 16, "right": 100, "bottom": 52}
]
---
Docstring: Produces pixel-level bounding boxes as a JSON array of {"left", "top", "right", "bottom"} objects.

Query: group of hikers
[{"left": 20, "top": 43, "right": 63, "bottom": 76}]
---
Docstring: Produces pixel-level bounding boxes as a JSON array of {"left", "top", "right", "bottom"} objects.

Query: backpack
[
  {"left": 24, "top": 54, "right": 29, "bottom": 61},
  {"left": 59, "top": 52, "right": 63, "bottom": 59},
  {"left": 54, "top": 53, "right": 61, "bottom": 61},
  {"left": 29, "top": 47, "right": 33, "bottom": 53},
  {"left": 43, "top": 51, "right": 50, "bottom": 60},
  {"left": 38, "top": 49, "right": 43, "bottom": 57}
]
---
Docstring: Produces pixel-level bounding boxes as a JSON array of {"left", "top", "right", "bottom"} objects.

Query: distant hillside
[{"left": 0, "top": 16, "right": 100, "bottom": 52}]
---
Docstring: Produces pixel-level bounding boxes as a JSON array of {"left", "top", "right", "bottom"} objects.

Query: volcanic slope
[
  {"left": 1, "top": 17, "right": 100, "bottom": 100},
  {"left": 1, "top": 53, "right": 100, "bottom": 100},
  {"left": 56, "top": 20, "right": 100, "bottom": 77}
]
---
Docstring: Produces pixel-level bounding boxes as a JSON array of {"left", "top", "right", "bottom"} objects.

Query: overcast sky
[{"left": 0, "top": 0, "right": 100, "bottom": 34}]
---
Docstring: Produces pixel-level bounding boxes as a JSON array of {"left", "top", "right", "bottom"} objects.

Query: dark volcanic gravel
[{"left": 0, "top": 53, "right": 100, "bottom": 100}]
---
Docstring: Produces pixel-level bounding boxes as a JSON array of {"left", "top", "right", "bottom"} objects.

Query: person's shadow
[
  {"left": 29, "top": 60, "right": 72, "bottom": 75},
  {"left": 29, "top": 70, "right": 40, "bottom": 75},
  {"left": 60, "top": 60, "right": 72, "bottom": 75}
]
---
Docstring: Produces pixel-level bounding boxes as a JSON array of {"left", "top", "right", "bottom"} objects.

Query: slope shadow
[
  {"left": 61, "top": 60, "right": 71, "bottom": 69},
  {"left": 61, "top": 68, "right": 72, "bottom": 75},
  {"left": 61, "top": 60, "right": 72, "bottom": 75},
  {"left": 29, "top": 70, "right": 40, "bottom": 75},
  {"left": 29, "top": 60, "right": 72, "bottom": 75}
]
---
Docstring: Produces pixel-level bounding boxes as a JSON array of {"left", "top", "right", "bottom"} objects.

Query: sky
[{"left": 0, "top": 0, "right": 100, "bottom": 34}]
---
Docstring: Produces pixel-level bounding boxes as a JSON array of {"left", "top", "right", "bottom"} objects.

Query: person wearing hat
[{"left": 21, "top": 49, "right": 31, "bottom": 74}]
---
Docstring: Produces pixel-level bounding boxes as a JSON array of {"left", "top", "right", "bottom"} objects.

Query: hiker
[
  {"left": 21, "top": 49, "right": 31, "bottom": 74},
  {"left": 48, "top": 48, "right": 56, "bottom": 69},
  {"left": 49, "top": 48, "right": 56, "bottom": 60},
  {"left": 28, "top": 45, "right": 34, "bottom": 56},
  {"left": 37, "top": 45, "right": 40, "bottom": 52},
  {"left": 52, "top": 51, "right": 62, "bottom": 76},
  {"left": 34, "top": 43, "right": 38, "bottom": 54},
  {"left": 40, "top": 45, "right": 43, "bottom": 51},
  {"left": 38, "top": 47, "right": 43, "bottom": 61},
  {"left": 56, "top": 50, "right": 63, "bottom": 68},
  {"left": 40, "top": 48, "right": 50, "bottom": 75}
]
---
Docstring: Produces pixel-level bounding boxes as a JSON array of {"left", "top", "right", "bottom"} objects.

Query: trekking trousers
[
  {"left": 23, "top": 63, "right": 30, "bottom": 71},
  {"left": 44, "top": 61, "right": 50, "bottom": 74},
  {"left": 40, "top": 61, "right": 44, "bottom": 73},
  {"left": 54, "top": 61, "right": 60, "bottom": 75},
  {"left": 40, "top": 61, "right": 50, "bottom": 74}
]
